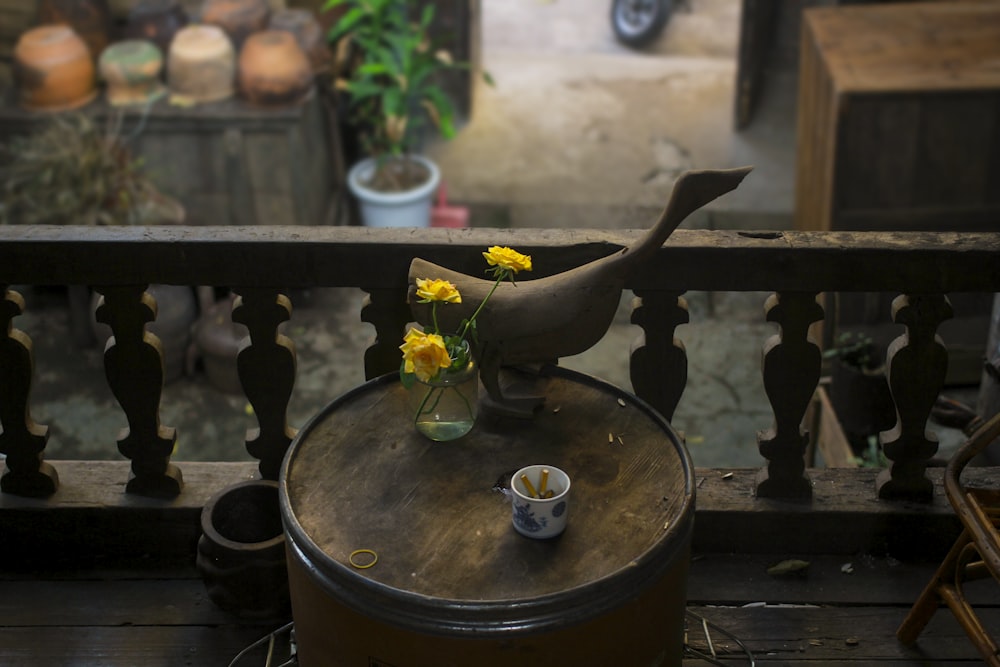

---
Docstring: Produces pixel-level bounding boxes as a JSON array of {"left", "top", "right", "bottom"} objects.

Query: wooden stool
[{"left": 897, "top": 412, "right": 1000, "bottom": 665}]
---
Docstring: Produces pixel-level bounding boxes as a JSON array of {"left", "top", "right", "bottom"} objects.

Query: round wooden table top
[{"left": 281, "top": 367, "right": 693, "bottom": 608}]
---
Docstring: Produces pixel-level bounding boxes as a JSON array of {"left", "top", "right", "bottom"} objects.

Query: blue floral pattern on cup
[{"left": 513, "top": 502, "right": 548, "bottom": 533}]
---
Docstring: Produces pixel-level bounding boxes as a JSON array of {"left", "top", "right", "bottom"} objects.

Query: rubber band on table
[{"left": 349, "top": 549, "right": 378, "bottom": 569}]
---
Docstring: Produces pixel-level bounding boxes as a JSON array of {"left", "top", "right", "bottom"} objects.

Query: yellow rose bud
[
  {"left": 399, "top": 329, "right": 451, "bottom": 382},
  {"left": 415, "top": 278, "right": 462, "bottom": 303},
  {"left": 483, "top": 246, "right": 532, "bottom": 274}
]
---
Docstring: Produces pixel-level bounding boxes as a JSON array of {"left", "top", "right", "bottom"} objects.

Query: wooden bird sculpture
[{"left": 408, "top": 166, "right": 752, "bottom": 416}]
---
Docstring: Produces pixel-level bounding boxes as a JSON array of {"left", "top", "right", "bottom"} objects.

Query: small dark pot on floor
[{"left": 197, "top": 479, "right": 289, "bottom": 618}]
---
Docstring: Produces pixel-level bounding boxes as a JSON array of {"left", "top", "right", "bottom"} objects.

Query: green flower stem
[
  {"left": 413, "top": 385, "right": 442, "bottom": 423},
  {"left": 412, "top": 382, "right": 475, "bottom": 425},
  {"left": 453, "top": 383, "right": 474, "bottom": 418},
  {"left": 457, "top": 269, "right": 509, "bottom": 342}
]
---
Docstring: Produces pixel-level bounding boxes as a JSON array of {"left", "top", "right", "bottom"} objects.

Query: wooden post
[
  {"left": 629, "top": 289, "right": 689, "bottom": 422},
  {"left": 232, "top": 288, "right": 297, "bottom": 481},
  {"left": 877, "top": 293, "right": 952, "bottom": 502},
  {"left": 0, "top": 286, "right": 58, "bottom": 497},
  {"left": 976, "top": 294, "right": 1000, "bottom": 462},
  {"left": 95, "top": 285, "right": 182, "bottom": 498},
  {"left": 756, "top": 291, "right": 824, "bottom": 499},
  {"left": 360, "top": 287, "right": 411, "bottom": 380}
]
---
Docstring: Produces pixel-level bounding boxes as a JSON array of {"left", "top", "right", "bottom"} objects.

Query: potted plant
[
  {"left": 324, "top": 0, "right": 480, "bottom": 227},
  {"left": 0, "top": 112, "right": 195, "bottom": 379},
  {"left": 0, "top": 112, "right": 182, "bottom": 227}
]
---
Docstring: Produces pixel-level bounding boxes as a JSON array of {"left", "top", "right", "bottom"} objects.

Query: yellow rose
[
  {"left": 399, "top": 329, "right": 451, "bottom": 382},
  {"left": 483, "top": 246, "right": 532, "bottom": 274},
  {"left": 415, "top": 278, "right": 462, "bottom": 303}
]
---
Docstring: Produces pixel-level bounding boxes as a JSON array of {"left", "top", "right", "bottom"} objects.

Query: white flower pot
[{"left": 347, "top": 155, "right": 441, "bottom": 228}]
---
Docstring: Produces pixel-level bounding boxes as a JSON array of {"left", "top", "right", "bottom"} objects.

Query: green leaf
[
  {"left": 767, "top": 559, "right": 811, "bottom": 576},
  {"left": 420, "top": 4, "right": 435, "bottom": 28},
  {"left": 326, "top": 7, "right": 365, "bottom": 42},
  {"left": 400, "top": 369, "right": 416, "bottom": 389},
  {"left": 382, "top": 87, "right": 402, "bottom": 114},
  {"left": 357, "top": 62, "right": 391, "bottom": 75}
]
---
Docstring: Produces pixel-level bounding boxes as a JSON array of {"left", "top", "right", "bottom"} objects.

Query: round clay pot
[
  {"left": 98, "top": 39, "right": 166, "bottom": 106},
  {"left": 167, "top": 24, "right": 235, "bottom": 103},
  {"left": 36, "top": 0, "right": 112, "bottom": 60},
  {"left": 124, "top": 0, "right": 189, "bottom": 54},
  {"left": 13, "top": 25, "right": 97, "bottom": 111},
  {"left": 191, "top": 293, "right": 245, "bottom": 395},
  {"left": 197, "top": 480, "right": 289, "bottom": 618},
  {"left": 268, "top": 8, "right": 330, "bottom": 74},
  {"left": 237, "top": 30, "right": 313, "bottom": 106},
  {"left": 201, "top": 0, "right": 270, "bottom": 49}
]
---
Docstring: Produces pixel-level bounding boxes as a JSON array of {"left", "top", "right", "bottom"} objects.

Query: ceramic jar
[
  {"left": 124, "top": 0, "right": 189, "bottom": 54},
  {"left": 99, "top": 40, "right": 166, "bottom": 106},
  {"left": 201, "top": 0, "right": 270, "bottom": 49},
  {"left": 238, "top": 30, "right": 313, "bottom": 107},
  {"left": 268, "top": 8, "right": 330, "bottom": 74},
  {"left": 13, "top": 25, "right": 97, "bottom": 111},
  {"left": 196, "top": 480, "right": 290, "bottom": 618},
  {"left": 167, "top": 24, "right": 235, "bottom": 103},
  {"left": 36, "top": 0, "right": 112, "bottom": 60}
]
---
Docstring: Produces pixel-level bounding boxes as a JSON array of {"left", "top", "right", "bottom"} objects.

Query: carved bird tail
[{"left": 613, "top": 166, "right": 752, "bottom": 271}]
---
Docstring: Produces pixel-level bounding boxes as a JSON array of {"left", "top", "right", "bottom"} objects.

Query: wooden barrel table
[{"left": 280, "top": 367, "right": 694, "bottom": 666}]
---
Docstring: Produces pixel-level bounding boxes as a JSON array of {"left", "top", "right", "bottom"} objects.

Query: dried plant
[{"left": 0, "top": 112, "right": 158, "bottom": 226}]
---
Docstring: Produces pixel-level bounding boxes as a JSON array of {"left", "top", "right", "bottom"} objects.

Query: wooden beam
[
  {"left": 2, "top": 462, "right": 995, "bottom": 566},
  {"left": 0, "top": 227, "right": 996, "bottom": 294}
]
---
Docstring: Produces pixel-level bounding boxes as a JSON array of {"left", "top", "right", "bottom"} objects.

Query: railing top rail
[{"left": 0, "top": 226, "right": 997, "bottom": 293}]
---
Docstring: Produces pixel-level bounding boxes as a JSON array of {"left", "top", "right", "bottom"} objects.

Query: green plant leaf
[
  {"left": 326, "top": 6, "right": 366, "bottom": 42},
  {"left": 420, "top": 4, "right": 435, "bottom": 28}
]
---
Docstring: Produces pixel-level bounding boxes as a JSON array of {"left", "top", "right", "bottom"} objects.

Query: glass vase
[{"left": 408, "top": 357, "right": 479, "bottom": 441}]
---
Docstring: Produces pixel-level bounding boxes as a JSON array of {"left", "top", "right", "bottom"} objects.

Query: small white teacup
[{"left": 510, "top": 464, "right": 571, "bottom": 539}]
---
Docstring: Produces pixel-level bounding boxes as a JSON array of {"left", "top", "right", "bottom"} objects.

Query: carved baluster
[
  {"left": 629, "top": 290, "right": 689, "bottom": 422},
  {"left": 877, "top": 293, "right": 952, "bottom": 502},
  {"left": 95, "top": 285, "right": 182, "bottom": 498},
  {"left": 232, "top": 288, "right": 297, "bottom": 480},
  {"left": 360, "top": 287, "right": 411, "bottom": 380},
  {"left": 756, "top": 291, "right": 823, "bottom": 499},
  {"left": 0, "top": 286, "right": 58, "bottom": 496}
]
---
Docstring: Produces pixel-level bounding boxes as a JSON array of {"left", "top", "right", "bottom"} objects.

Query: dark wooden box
[
  {"left": 0, "top": 92, "right": 340, "bottom": 227},
  {"left": 795, "top": 2, "right": 1000, "bottom": 232}
]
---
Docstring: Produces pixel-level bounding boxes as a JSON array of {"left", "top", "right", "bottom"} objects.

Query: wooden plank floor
[
  {"left": 2, "top": 463, "right": 998, "bottom": 665},
  {"left": 0, "top": 554, "right": 994, "bottom": 665}
]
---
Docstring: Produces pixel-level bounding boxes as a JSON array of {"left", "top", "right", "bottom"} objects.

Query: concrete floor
[
  {"left": 12, "top": 0, "right": 971, "bottom": 469},
  {"left": 429, "top": 0, "right": 796, "bottom": 230}
]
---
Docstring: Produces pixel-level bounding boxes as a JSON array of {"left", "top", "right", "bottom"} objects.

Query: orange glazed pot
[
  {"left": 36, "top": 0, "right": 113, "bottom": 61},
  {"left": 238, "top": 30, "right": 313, "bottom": 107},
  {"left": 13, "top": 25, "right": 97, "bottom": 111},
  {"left": 268, "top": 8, "right": 330, "bottom": 74}
]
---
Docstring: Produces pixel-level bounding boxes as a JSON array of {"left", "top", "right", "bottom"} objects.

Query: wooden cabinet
[{"left": 795, "top": 3, "right": 1000, "bottom": 231}]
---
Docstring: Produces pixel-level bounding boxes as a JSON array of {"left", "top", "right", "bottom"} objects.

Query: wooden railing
[{"left": 0, "top": 225, "right": 997, "bottom": 506}]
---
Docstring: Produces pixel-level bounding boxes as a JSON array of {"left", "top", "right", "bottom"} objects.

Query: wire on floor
[
  {"left": 684, "top": 609, "right": 756, "bottom": 666},
  {"left": 228, "top": 621, "right": 296, "bottom": 667}
]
